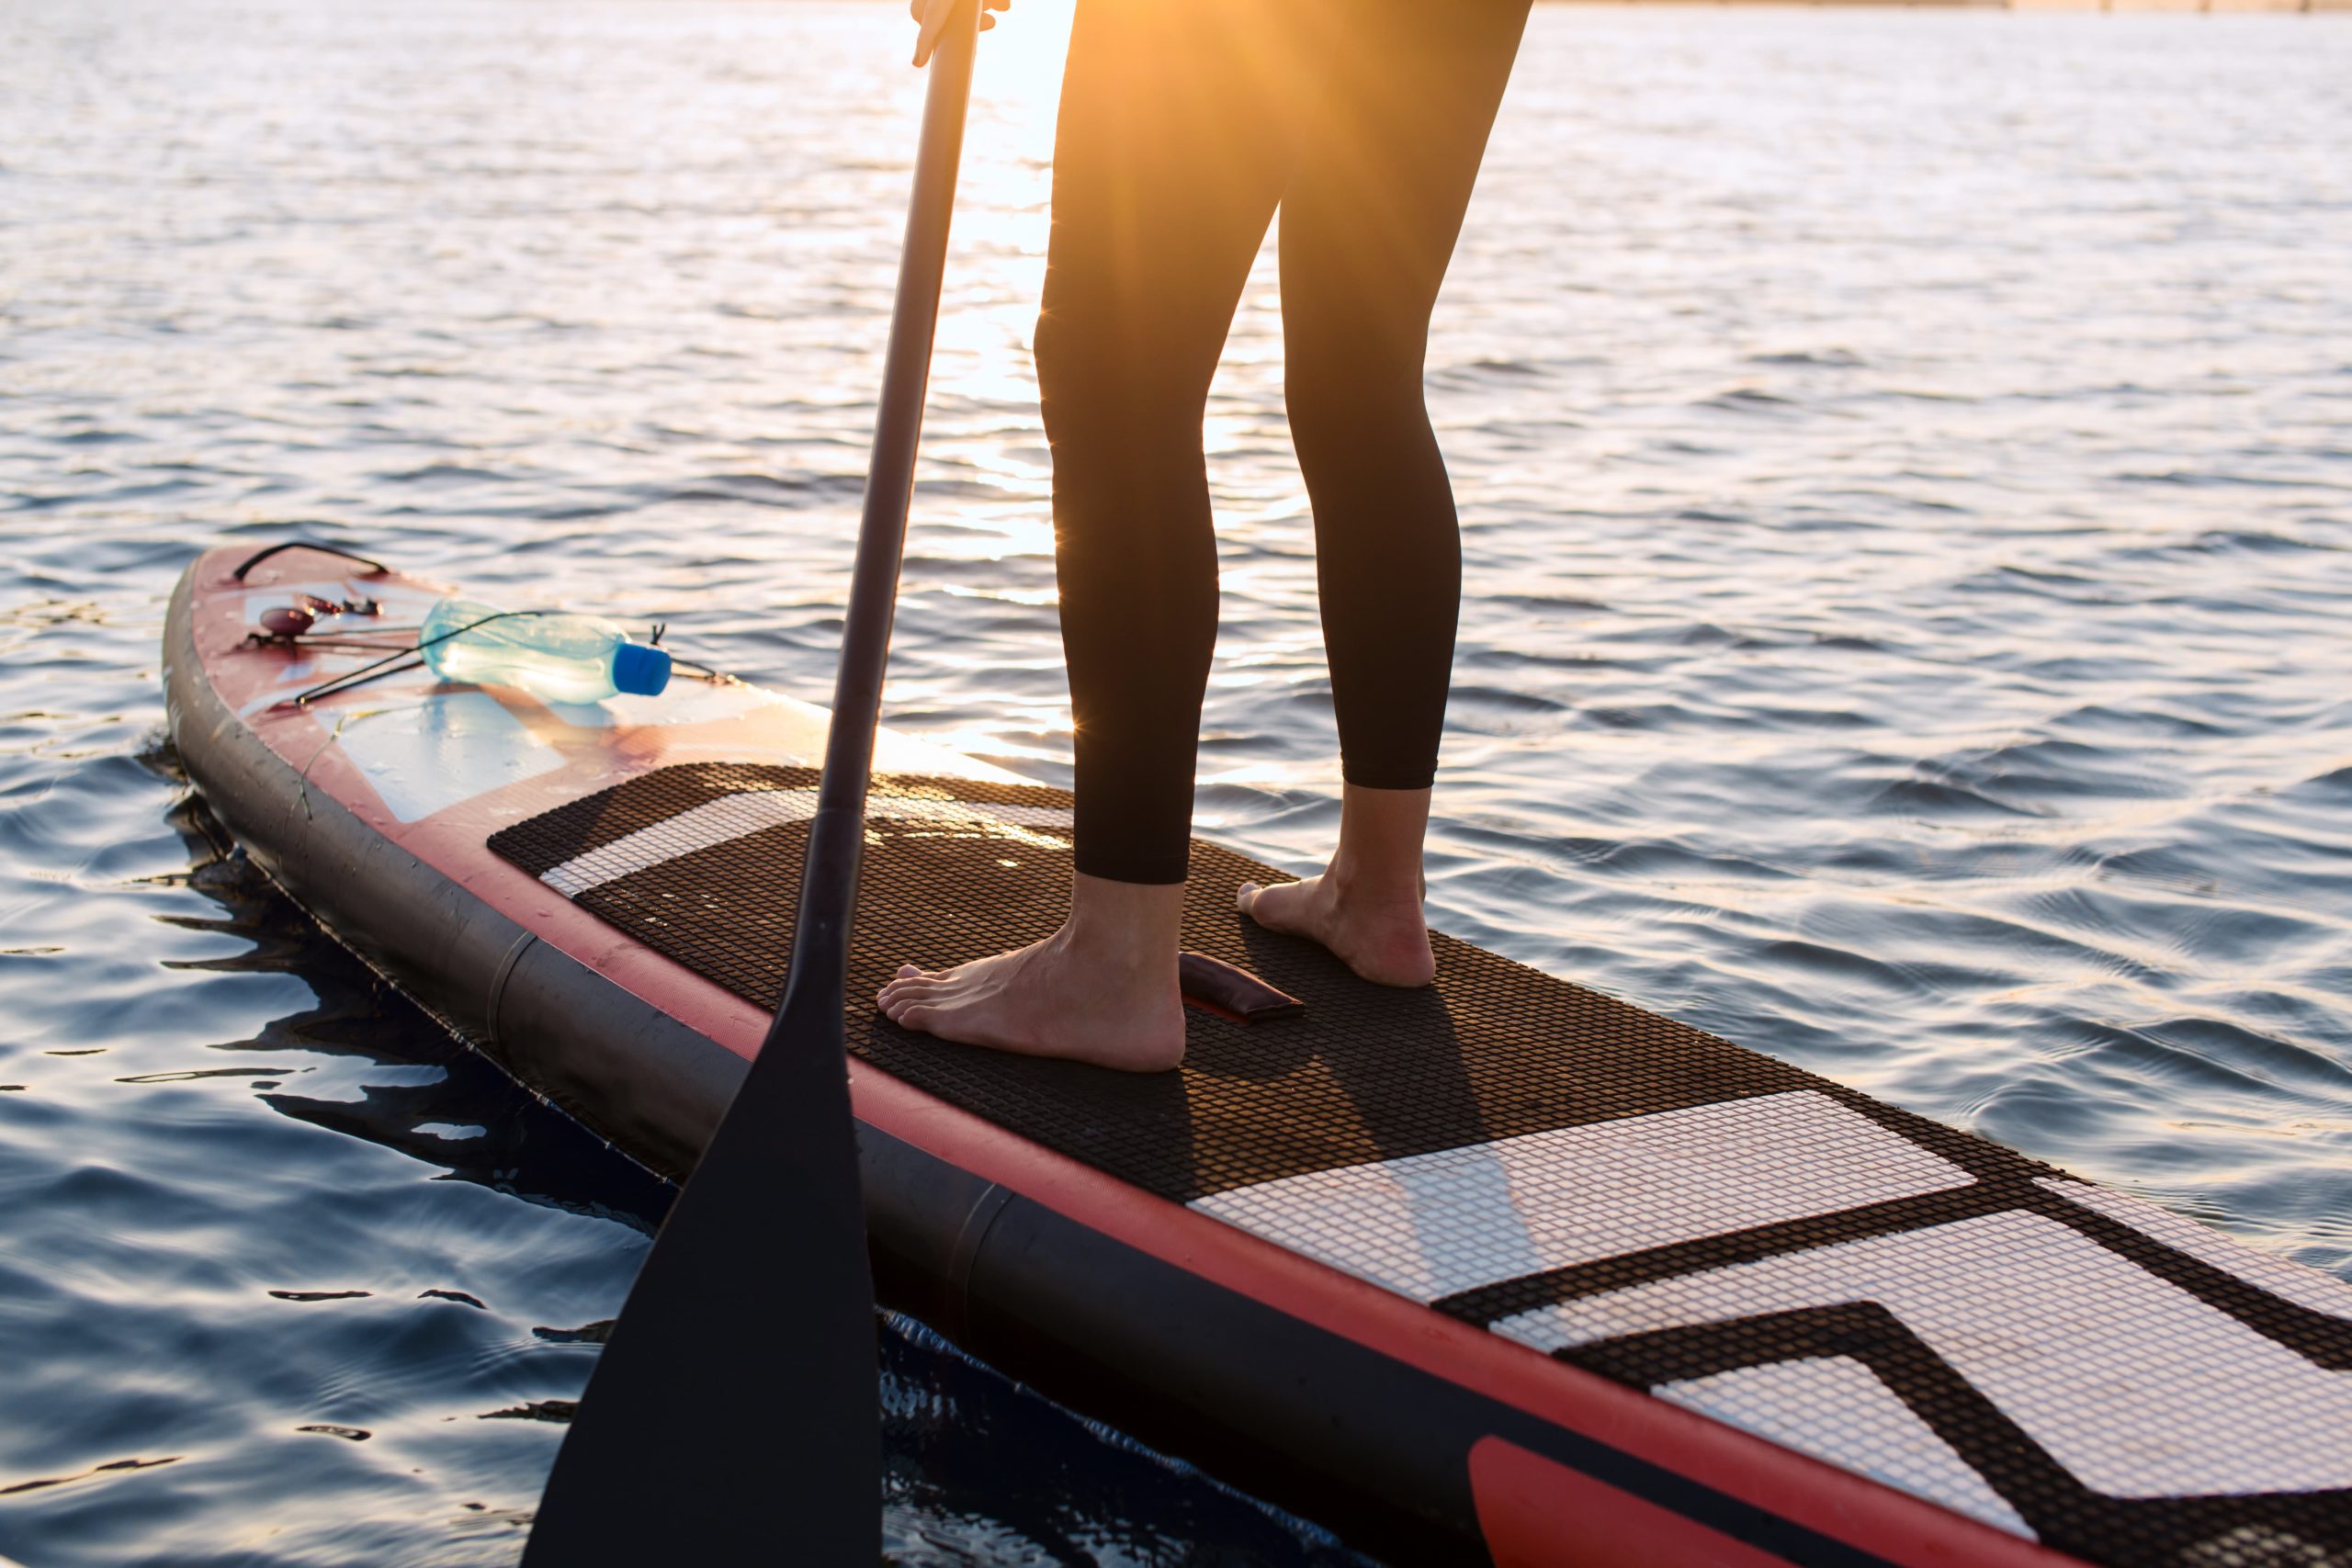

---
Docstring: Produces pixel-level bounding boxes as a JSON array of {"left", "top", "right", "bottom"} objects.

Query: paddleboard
[{"left": 166, "top": 541, "right": 2352, "bottom": 1567}]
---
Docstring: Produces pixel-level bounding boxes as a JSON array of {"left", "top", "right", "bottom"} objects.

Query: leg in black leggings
[
  {"left": 878, "top": 0, "right": 1529, "bottom": 1066},
  {"left": 1047, "top": 0, "right": 1530, "bottom": 880},
  {"left": 1283, "top": 2, "right": 1530, "bottom": 795},
  {"left": 1038, "top": 0, "right": 1299, "bottom": 885}
]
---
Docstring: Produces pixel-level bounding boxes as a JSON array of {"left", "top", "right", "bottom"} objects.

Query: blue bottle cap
[{"left": 611, "top": 641, "right": 673, "bottom": 697}]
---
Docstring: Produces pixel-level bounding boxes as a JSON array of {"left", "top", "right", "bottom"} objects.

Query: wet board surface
[{"left": 171, "top": 545, "right": 2352, "bottom": 1568}]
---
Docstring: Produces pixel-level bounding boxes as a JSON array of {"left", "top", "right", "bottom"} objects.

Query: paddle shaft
[
  {"left": 521, "top": 7, "right": 980, "bottom": 1560},
  {"left": 795, "top": 0, "right": 980, "bottom": 1043}
]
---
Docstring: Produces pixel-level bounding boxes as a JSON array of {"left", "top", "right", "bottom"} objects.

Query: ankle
[
  {"left": 1321, "top": 855, "right": 1425, "bottom": 911},
  {"left": 1054, "top": 921, "right": 1178, "bottom": 981},
  {"left": 1328, "top": 783, "right": 1432, "bottom": 908},
  {"left": 1060, "top": 872, "right": 1185, "bottom": 982}
]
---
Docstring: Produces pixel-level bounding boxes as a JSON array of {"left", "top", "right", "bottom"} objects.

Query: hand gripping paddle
[{"left": 522, "top": 4, "right": 981, "bottom": 1558}]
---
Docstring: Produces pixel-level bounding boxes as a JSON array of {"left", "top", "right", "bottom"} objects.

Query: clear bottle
[{"left": 418, "top": 597, "right": 671, "bottom": 704}]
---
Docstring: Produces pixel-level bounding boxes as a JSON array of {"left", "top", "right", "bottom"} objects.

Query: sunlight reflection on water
[{"left": 2, "top": 0, "right": 2349, "bottom": 1560}]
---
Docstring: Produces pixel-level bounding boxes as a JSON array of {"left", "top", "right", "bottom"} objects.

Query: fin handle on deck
[
  {"left": 1181, "top": 952, "right": 1306, "bottom": 1023},
  {"left": 229, "top": 539, "right": 388, "bottom": 580}
]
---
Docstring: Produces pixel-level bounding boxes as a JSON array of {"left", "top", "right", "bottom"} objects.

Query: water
[{"left": 4, "top": 0, "right": 2349, "bottom": 1560}]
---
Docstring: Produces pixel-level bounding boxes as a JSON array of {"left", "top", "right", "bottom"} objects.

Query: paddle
[{"left": 521, "top": 4, "right": 981, "bottom": 1558}]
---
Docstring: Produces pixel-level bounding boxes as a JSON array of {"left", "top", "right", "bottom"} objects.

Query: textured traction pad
[{"left": 489, "top": 762, "right": 2352, "bottom": 1568}]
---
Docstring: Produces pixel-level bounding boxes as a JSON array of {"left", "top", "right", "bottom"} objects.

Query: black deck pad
[
  {"left": 491, "top": 762, "right": 2042, "bottom": 1203},
  {"left": 489, "top": 763, "right": 2352, "bottom": 1568}
]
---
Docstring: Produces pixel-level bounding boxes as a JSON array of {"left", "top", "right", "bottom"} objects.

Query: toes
[
  {"left": 878, "top": 981, "right": 942, "bottom": 1011},
  {"left": 1239, "top": 880, "right": 1299, "bottom": 931},
  {"left": 883, "top": 991, "right": 942, "bottom": 1025},
  {"left": 879, "top": 964, "right": 942, "bottom": 998}
]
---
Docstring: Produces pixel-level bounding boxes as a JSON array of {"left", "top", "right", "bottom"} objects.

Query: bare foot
[
  {"left": 875, "top": 874, "right": 1187, "bottom": 1071},
  {"left": 1236, "top": 873, "right": 1436, "bottom": 987}
]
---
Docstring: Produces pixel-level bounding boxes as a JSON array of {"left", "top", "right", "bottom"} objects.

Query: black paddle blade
[{"left": 521, "top": 974, "right": 877, "bottom": 1564}]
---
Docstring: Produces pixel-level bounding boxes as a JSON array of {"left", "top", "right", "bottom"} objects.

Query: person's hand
[{"left": 910, "top": 0, "right": 1009, "bottom": 67}]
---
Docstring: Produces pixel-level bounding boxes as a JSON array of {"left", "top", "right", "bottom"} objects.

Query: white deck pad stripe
[
  {"left": 1496, "top": 1210, "right": 2352, "bottom": 1498},
  {"left": 540, "top": 788, "right": 1074, "bottom": 897},
  {"left": 2038, "top": 1177, "right": 2352, "bottom": 1323},
  {"left": 1187, "top": 1090, "right": 1971, "bottom": 1304},
  {"left": 1659, "top": 1358, "right": 2035, "bottom": 1539}
]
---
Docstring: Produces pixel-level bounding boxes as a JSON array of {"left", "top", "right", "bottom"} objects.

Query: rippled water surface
[{"left": 5, "top": 0, "right": 2351, "bottom": 1561}]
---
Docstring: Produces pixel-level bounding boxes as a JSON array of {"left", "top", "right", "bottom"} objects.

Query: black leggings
[{"left": 1040, "top": 0, "right": 1531, "bottom": 885}]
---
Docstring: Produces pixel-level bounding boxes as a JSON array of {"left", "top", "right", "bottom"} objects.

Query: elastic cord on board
[
  {"left": 281, "top": 609, "right": 548, "bottom": 707},
  {"left": 275, "top": 610, "right": 720, "bottom": 707}
]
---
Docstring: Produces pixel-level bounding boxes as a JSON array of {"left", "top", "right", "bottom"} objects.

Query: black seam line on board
[
  {"left": 1483, "top": 1400, "right": 1898, "bottom": 1568},
  {"left": 944, "top": 1182, "right": 1012, "bottom": 1346},
  {"left": 485, "top": 931, "right": 537, "bottom": 1048},
  {"left": 1555, "top": 1303, "right": 2352, "bottom": 1568},
  {"left": 1435, "top": 1179, "right": 2352, "bottom": 1374}
]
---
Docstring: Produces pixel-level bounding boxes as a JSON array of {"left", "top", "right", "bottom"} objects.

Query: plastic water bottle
[{"left": 419, "top": 597, "right": 672, "bottom": 704}]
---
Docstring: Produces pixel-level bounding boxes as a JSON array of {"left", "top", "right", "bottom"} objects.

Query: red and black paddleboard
[{"left": 166, "top": 540, "right": 2352, "bottom": 1567}]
